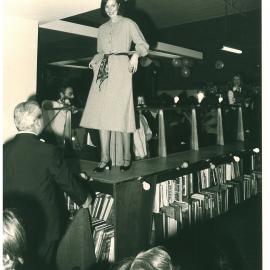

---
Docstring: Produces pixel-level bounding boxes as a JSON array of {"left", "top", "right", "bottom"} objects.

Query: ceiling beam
[
  {"left": 154, "top": 42, "right": 203, "bottom": 60},
  {"left": 40, "top": 20, "right": 98, "bottom": 37},
  {"left": 40, "top": 20, "right": 203, "bottom": 60},
  {"left": 5, "top": 0, "right": 102, "bottom": 24}
]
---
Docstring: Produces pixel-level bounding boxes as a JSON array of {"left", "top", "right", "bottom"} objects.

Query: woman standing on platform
[{"left": 80, "top": 0, "right": 149, "bottom": 172}]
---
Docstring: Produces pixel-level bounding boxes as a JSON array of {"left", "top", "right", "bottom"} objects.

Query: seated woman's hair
[
  {"left": 3, "top": 209, "right": 26, "bottom": 269},
  {"left": 112, "top": 246, "right": 173, "bottom": 270}
]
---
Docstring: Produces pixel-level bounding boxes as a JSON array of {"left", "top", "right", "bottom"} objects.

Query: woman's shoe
[
  {"left": 93, "top": 160, "right": 112, "bottom": 172},
  {"left": 120, "top": 159, "right": 132, "bottom": 171}
]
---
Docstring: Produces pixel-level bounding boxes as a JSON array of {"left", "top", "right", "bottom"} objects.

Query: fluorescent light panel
[{"left": 221, "top": 46, "right": 242, "bottom": 54}]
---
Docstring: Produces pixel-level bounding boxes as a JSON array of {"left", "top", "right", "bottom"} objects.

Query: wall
[{"left": 3, "top": 15, "right": 38, "bottom": 142}]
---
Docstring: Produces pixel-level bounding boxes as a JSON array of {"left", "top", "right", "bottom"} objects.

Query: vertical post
[
  {"left": 237, "top": 106, "right": 245, "bottom": 141},
  {"left": 158, "top": 109, "right": 167, "bottom": 157},
  {"left": 217, "top": 107, "right": 224, "bottom": 145},
  {"left": 64, "top": 110, "right": 72, "bottom": 144},
  {"left": 191, "top": 108, "right": 199, "bottom": 150},
  {"left": 251, "top": 154, "right": 255, "bottom": 171}
]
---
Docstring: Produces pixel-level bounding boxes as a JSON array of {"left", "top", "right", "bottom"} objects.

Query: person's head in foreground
[
  {"left": 14, "top": 101, "right": 44, "bottom": 135},
  {"left": 3, "top": 209, "right": 26, "bottom": 270},
  {"left": 112, "top": 246, "right": 173, "bottom": 270}
]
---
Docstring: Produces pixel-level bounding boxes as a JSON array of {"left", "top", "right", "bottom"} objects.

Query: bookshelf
[{"left": 74, "top": 141, "right": 260, "bottom": 261}]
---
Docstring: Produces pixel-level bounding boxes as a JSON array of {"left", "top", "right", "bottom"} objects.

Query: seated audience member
[
  {"left": 133, "top": 113, "right": 152, "bottom": 159},
  {"left": 111, "top": 246, "right": 174, "bottom": 270},
  {"left": 143, "top": 110, "right": 159, "bottom": 157},
  {"left": 3, "top": 209, "right": 26, "bottom": 270},
  {"left": 3, "top": 101, "right": 93, "bottom": 269},
  {"left": 42, "top": 85, "right": 78, "bottom": 146}
]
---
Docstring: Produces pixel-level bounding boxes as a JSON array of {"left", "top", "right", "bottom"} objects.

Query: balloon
[
  {"left": 181, "top": 66, "right": 190, "bottom": 78},
  {"left": 182, "top": 57, "right": 193, "bottom": 67},
  {"left": 172, "top": 58, "right": 182, "bottom": 68},
  {"left": 215, "top": 60, "right": 224, "bottom": 69}
]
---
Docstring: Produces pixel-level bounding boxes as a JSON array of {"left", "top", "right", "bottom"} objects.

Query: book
[
  {"left": 98, "top": 194, "right": 111, "bottom": 220},
  {"left": 103, "top": 196, "right": 114, "bottom": 221}
]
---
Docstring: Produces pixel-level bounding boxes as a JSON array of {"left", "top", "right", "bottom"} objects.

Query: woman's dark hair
[{"left": 100, "top": 0, "right": 127, "bottom": 17}]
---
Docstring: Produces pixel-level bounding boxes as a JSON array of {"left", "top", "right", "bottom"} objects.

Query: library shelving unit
[{"left": 73, "top": 104, "right": 261, "bottom": 261}]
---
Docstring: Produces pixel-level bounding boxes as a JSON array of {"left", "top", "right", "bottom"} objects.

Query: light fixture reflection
[
  {"left": 221, "top": 46, "right": 242, "bottom": 54},
  {"left": 218, "top": 94, "right": 223, "bottom": 103},
  {"left": 197, "top": 92, "right": 205, "bottom": 104},
  {"left": 253, "top": 148, "right": 260, "bottom": 153},
  {"left": 233, "top": 156, "right": 240, "bottom": 162}
]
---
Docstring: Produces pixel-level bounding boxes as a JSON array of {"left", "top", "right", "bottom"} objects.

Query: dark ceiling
[{"left": 38, "top": 0, "right": 261, "bottom": 90}]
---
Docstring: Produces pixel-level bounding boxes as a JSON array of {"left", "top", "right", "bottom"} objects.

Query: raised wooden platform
[
  {"left": 79, "top": 142, "right": 246, "bottom": 185},
  {"left": 75, "top": 141, "right": 249, "bottom": 260}
]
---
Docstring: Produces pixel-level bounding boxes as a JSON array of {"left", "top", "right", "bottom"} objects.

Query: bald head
[{"left": 14, "top": 101, "right": 44, "bottom": 134}]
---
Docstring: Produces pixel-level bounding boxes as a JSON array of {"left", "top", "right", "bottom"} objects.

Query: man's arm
[{"left": 49, "top": 148, "right": 91, "bottom": 207}]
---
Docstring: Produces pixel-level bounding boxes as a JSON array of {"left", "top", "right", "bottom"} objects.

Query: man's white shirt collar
[{"left": 18, "top": 131, "right": 38, "bottom": 136}]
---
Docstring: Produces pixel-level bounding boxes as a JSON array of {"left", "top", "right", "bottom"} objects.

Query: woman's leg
[
  {"left": 122, "top": 132, "right": 131, "bottom": 165},
  {"left": 99, "top": 129, "right": 111, "bottom": 162}
]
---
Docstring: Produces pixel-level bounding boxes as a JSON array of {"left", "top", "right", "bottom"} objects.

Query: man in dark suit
[{"left": 3, "top": 101, "right": 93, "bottom": 269}]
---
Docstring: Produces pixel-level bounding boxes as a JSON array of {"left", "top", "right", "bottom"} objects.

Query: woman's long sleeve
[
  {"left": 92, "top": 28, "right": 104, "bottom": 65},
  {"left": 129, "top": 21, "right": 149, "bottom": 57}
]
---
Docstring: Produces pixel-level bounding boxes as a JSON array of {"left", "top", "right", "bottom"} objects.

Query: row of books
[
  {"left": 251, "top": 152, "right": 261, "bottom": 171},
  {"left": 152, "top": 173, "right": 259, "bottom": 241},
  {"left": 65, "top": 192, "right": 115, "bottom": 262},
  {"left": 252, "top": 170, "right": 262, "bottom": 193},
  {"left": 242, "top": 174, "right": 259, "bottom": 200},
  {"left": 153, "top": 161, "right": 242, "bottom": 213},
  {"left": 153, "top": 174, "right": 193, "bottom": 213},
  {"left": 92, "top": 219, "right": 115, "bottom": 262},
  {"left": 196, "top": 161, "right": 241, "bottom": 191},
  {"left": 90, "top": 193, "right": 114, "bottom": 222},
  {"left": 65, "top": 192, "right": 114, "bottom": 223}
]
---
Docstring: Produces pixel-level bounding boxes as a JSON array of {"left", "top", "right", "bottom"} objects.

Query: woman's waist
[{"left": 103, "top": 52, "right": 130, "bottom": 57}]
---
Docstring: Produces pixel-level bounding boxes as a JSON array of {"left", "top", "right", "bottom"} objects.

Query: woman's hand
[
  {"left": 89, "top": 59, "right": 96, "bottom": 69},
  {"left": 129, "top": 53, "right": 139, "bottom": 74}
]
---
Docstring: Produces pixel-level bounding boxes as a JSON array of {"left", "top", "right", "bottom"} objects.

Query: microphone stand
[
  {"left": 42, "top": 103, "right": 84, "bottom": 148},
  {"left": 42, "top": 106, "right": 74, "bottom": 133}
]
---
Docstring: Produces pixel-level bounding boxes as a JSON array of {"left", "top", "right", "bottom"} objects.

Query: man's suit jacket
[{"left": 3, "top": 133, "right": 88, "bottom": 245}]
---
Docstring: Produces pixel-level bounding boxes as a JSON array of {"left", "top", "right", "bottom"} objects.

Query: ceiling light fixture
[
  {"left": 220, "top": 3, "right": 243, "bottom": 55},
  {"left": 221, "top": 45, "right": 242, "bottom": 54}
]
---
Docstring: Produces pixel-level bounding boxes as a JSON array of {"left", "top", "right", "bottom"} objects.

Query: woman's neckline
[{"left": 110, "top": 15, "right": 123, "bottom": 24}]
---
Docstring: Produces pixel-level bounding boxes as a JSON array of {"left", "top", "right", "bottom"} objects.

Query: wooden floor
[{"left": 78, "top": 142, "right": 246, "bottom": 184}]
